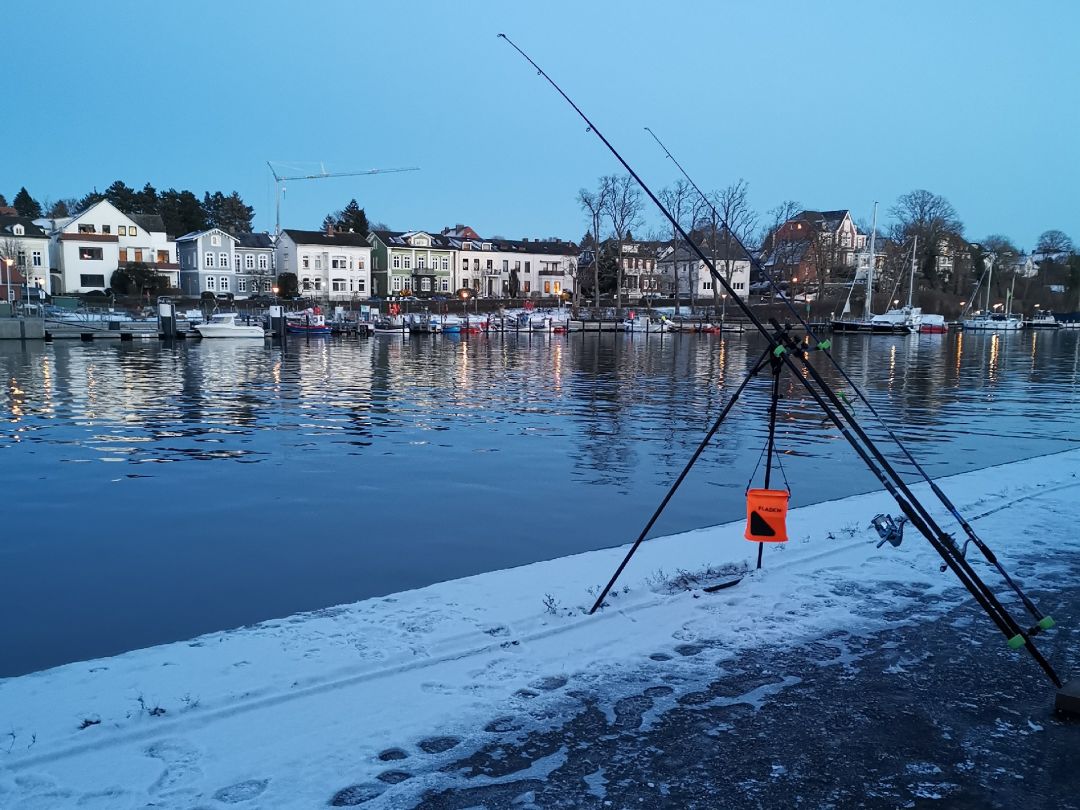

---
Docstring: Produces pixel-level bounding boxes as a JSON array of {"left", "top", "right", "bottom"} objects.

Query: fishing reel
[{"left": 871, "top": 513, "right": 907, "bottom": 549}]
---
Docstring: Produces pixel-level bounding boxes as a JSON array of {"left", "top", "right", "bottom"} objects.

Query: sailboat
[
  {"left": 872, "top": 236, "right": 924, "bottom": 332},
  {"left": 831, "top": 203, "right": 911, "bottom": 334},
  {"left": 962, "top": 254, "right": 1023, "bottom": 332}
]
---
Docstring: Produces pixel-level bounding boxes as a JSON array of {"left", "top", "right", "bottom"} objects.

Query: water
[{"left": 1, "top": 329, "right": 1078, "bottom": 677}]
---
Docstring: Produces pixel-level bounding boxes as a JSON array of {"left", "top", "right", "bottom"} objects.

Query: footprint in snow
[
  {"left": 213, "top": 778, "right": 269, "bottom": 804},
  {"left": 146, "top": 739, "right": 202, "bottom": 795},
  {"left": 330, "top": 783, "right": 385, "bottom": 806},
  {"left": 529, "top": 675, "right": 568, "bottom": 692},
  {"left": 417, "top": 736, "right": 461, "bottom": 754}
]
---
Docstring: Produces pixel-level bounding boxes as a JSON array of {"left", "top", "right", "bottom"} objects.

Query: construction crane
[{"left": 267, "top": 161, "right": 420, "bottom": 235}]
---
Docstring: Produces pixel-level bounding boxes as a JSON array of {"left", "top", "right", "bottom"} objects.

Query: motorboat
[
  {"left": 194, "top": 312, "right": 265, "bottom": 339},
  {"left": 963, "top": 313, "right": 1023, "bottom": 331},
  {"left": 1025, "top": 312, "right": 1061, "bottom": 329},
  {"left": 918, "top": 313, "right": 948, "bottom": 333},
  {"left": 286, "top": 308, "right": 331, "bottom": 335}
]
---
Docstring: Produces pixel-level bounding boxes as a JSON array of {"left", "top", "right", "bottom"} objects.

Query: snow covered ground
[{"left": 1, "top": 449, "right": 1078, "bottom": 808}]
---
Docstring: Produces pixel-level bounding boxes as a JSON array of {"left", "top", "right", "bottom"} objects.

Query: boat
[
  {"left": 286, "top": 308, "right": 331, "bottom": 335},
  {"left": 1025, "top": 311, "right": 1061, "bottom": 329},
  {"left": 962, "top": 255, "right": 1023, "bottom": 331},
  {"left": 831, "top": 203, "right": 911, "bottom": 334},
  {"left": 194, "top": 312, "right": 266, "bottom": 339},
  {"left": 373, "top": 316, "right": 406, "bottom": 334},
  {"left": 918, "top": 314, "right": 948, "bottom": 334}
]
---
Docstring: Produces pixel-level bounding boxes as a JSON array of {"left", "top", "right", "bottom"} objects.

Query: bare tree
[
  {"left": 696, "top": 179, "right": 757, "bottom": 315},
  {"left": 889, "top": 189, "right": 964, "bottom": 289},
  {"left": 601, "top": 175, "right": 643, "bottom": 314},
  {"left": 658, "top": 180, "right": 694, "bottom": 314},
  {"left": 578, "top": 182, "right": 610, "bottom": 313},
  {"left": 1035, "top": 229, "right": 1073, "bottom": 258},
  {"left": 563, "top": 255, "right": 580, "bottom": 313}
]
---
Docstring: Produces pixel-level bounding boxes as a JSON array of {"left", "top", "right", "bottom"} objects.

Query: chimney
[
  {"left": 326, "top": 222, "right": 334, "bottom": 237},
  {"left": 523, "top": 237, "right": 529, "bottom": 243}
]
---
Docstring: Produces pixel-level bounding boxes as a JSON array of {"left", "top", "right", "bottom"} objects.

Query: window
[
  {"left": 117, "top": 225, "right": 127, "bottom": 236},
  {"left": 403, "top": 255, "right": 412, "bottom": 270},
  {"left": 473, "top": 259, "right": 479, "bottom": 271},
  {"left": 462, "top": 277, "right": 470, "bottom": 288},
  {"left": 257, "top": 255, "right": 267, "bottom": 270},
  {"left": 313, "top": 257, "right": 322, "bottom": 270},
  {"left": 356, "top": 257, "right": 364, "bottom": 270},
  {"left": 211, "top": 234, "right": 221, "bottom": 247},
  {"left": 238, "top": 277, "right": 247, "bottom": 293},
  {"left": 78, "top": 246, "right": 103, "bottom": 260},
  {"left": 313, "top": 277, "right": 322, "bottom": 291},
  {"left": 205, "top": 251, "right": 214, "bottom": 268},
  {"left": 525, "top": 261, "right": 531, "bottom": 272},
  {"left": 486, "top": 259, "right": 493, "bottom": 271},
  {"left": 392, "top": 254, "right": 401, "bottom": 269},
  {"left": 524, "top": 280, "right": 531, "bottom": 293},
  {"left": 206, "top": 276, "right": 216, "bottom": 291},
  {"left": 78, "top": 224, "right": 95, "bottom": 233},
  {"left": 119, "top": 248, "right": 128, "bottom": 263},
  {"left": 417, "top": 256, "right": 426, "bottom": 270},
  {"left": 220, "top": 276, "right": 229, "bottom": 291},
  {"left": 440, "top": 256, "right": 448, "bottom": 270},
  {"left": 440, "top": 278, "right": 449, "bottom": 292},
  {"left": 462, "top": 259, "right": 468, "bottom": 270},
  {"left": 514, "top": 261, "right": 521, "bottom": 270},
  {"left": 332, "top": 255, "right": 347, "bottom": 269},
  {"left": 156, "top": 250, "right": 168, "bottom": 263},
  {"left": 332, "top": 278, "right": 347, "bottom": 292},
  {"left": 703, "top": 280, "right": 713, "bottom": 291},
  {"left": 502, "top": 260, "right": 509, "bottom": 272},
  {"left": 421, "top": 278, "right": 431, "bottom": 291},
  {"left": 134, "top": 249, "right": 143, "bottom": 262},
  {"left": 13, "top": 224, "right": 24, "bottom": 236},
  {"left": 234, "top": 254, "right": 242, "bottom": 271},
  {"left": 391, "top": 277, "right": 402, "bottom": 292},
  {"left": 129, "top": 227, "right": 137, "bottom": 237},
  {"left": 302, "top": 255, "right": 310, "bottom": 269},
  {"left": 544, "top": 281, "right": 551, "bottom": 294},
  {"left": 302, "top": 277, "right": 312, "bottom": 290},
  {"left": 554, "top": 282, "right": 561, "bottom": 294},
  {"left": 219, "top": 252, "right": 228, "bottom": 267},
  {"left": 32, "top": 251, "right": 42, "bottom": 267},
  {"left": 80, "top": 274, "right": 105, "bottom": 287},
  {"left": 101, "top": 225, "right": 111, "bottom": 234},
  {"left": 357, "top": 279, "right": 366, "bottom": 292}
]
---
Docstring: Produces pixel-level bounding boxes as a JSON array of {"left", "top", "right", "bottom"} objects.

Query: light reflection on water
[{"left": 0, "top": 329, "right": 1078, "bottom": 676}]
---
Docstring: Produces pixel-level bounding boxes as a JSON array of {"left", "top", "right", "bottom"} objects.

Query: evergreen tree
[
  {"left": 207, "top": 191, "right": 253, "bottom": 234},
  {"left": 158, "top": 189, "right": 207, "bottom": 236},
  {"left": 12, "top": 187, "right": 41, "bottom": 218},
  {"left": 0, "top": 193, "right": 7, "bottom": 206},
  {"left": 104, "top": 180, "right": 138, "bottom": 212},
  {"left": 76, "top": 189, "right": 106, "bottom": 212},
  {"left": 322, "top": 213, "right": 337, "bottom": 232},
  {"left": 135, "top": 183, "right": 159, "bottom": 214},
  {"left": 334, "top": 199, "right": 370, "bottom": 237},
  {"left": 47, "top": 199, "right": 74, "bottom": 218}
]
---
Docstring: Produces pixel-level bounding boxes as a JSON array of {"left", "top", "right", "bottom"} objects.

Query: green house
[{"left": 368, "top": 230, "right": 455, "bottom": 298}]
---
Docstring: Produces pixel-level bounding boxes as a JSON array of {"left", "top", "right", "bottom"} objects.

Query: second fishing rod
[{"left": 643, "top": 126, "right": 1052, "bottom": 629}]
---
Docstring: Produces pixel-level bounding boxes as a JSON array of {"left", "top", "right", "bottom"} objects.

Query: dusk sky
[{"left": 5, "top": 1, "right": 1076, "bottom": 249}]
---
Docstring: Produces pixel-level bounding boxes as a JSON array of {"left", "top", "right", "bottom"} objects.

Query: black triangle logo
[{"left": 750, "top": 511, "right": 776, "bottom": 537}]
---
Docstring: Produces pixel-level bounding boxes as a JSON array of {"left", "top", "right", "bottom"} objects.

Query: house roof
[
  {"left": 130, "top": 213, "right": 166, "bottom": 234},
  {"left": 795, "top": 209, "right": 851, "bottom": 233},
  {"left": 0, "top": 215, "right": 48, "bottom": 239},
  {"left": 660, "top": 242, "right": 753, "bottom": 265},
  {"left": 370, "top": 230, "right": 454, "bottom": 249},
  {"left": 284, "top": 228, "right": 372, "bottom": 248},
  {"left": 175, "top": 228, "right": 236, "bottom": 243},
  {"left": 235, "top": 232, "right": 274, "bottom": 249}
]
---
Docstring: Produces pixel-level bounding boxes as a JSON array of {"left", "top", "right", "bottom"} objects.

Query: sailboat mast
[
  {"left": 985, "top": 254, "right": 993, "bottom": 313},
  {"left": 907, "top": 235, "right": 917, "bottom": 308},
  {"left": 865, "top": 202, "right": 878, "bottom": 319}
]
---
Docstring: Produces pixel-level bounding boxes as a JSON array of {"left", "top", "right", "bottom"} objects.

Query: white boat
[
  {"left": 918, "top": 313, "right": 948, "bottom": 333},
  {"left": 195, "top": 313, "right": 266, "bottom": 339},
  {"left": 1025, "top": 312, "right": 1061, "bottom": 329},
  {"left": 962, "top": 255, "right": 1022, "bottom": 331},
  {"left": 831, "top": 203, "right": 911, "bottom": 335}
]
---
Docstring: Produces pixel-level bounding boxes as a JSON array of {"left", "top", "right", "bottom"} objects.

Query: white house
[
  {"left": 658, "top": 243, "right": 751, "bottom": 301},
  {"left": 0, "top": 215, "right": 51, "bottom": 299},
  {"left": 176, "top": 228, "right": 239, "bottom": 297},
  {"left": 44, "top": 200, "right": 177, "bottom": 294},
  {"left": 453, "top": 235, "right": 576, "bottom": 298},
  {"left": 277, "top": 229, "right": 372, "bottom": 301}
]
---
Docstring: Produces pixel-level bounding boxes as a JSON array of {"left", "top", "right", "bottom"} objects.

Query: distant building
[
  {"left": 42, "top": 200, "right": 177, "bottom": 294},
  {"left": 454, "top": 236, "right": 576, "bottom": 298},
  {"left": 762, "top": 209, "right": 866, "bottom": 284},
  {"left": 0, "top": 215, "right": 50, "bottom": 299},
  {"left": 234, "top": 233, "right": 276, "bottom": 296},
  {"left": 276, "top": 228, "right": 372, "bottom": 301},
  {"left": 658, "top": 241, "right": 751, "bottom": 300},
  {"left": 368, "top": 230, "right": 454, "bottom": 297},
  {"left": 176, "top": 228, "right": 240, "bottom": 298}
]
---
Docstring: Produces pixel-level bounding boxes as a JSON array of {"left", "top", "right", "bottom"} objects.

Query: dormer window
[
  {"left": 482, "top": 242, "right": 492, "bottom": 250},
  {"left": 12, "top": 225, "right": 24, "bottom": 236},
  {"left": 411, "top": 235, "right": 429, "bottom": 247},
  {"left": 78, "top": 224, "right": 96, "bottom": 234}
]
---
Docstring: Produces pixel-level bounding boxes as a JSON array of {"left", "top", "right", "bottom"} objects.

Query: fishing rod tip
[{"left": 497, "top": 32, "right": 506, "bottom": 38}]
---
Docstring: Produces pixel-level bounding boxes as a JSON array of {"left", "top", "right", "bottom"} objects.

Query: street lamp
[{"left": 460, "top": 287, "right": 470, "bottom": 318}]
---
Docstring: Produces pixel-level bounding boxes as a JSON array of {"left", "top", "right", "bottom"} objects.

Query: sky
[{"left": 4, "top": 0, "right": 1077, "bottom": 250}]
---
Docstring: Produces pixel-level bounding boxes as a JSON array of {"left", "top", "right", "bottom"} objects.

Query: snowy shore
[{"left": 2, "top": 449, "right": 1079, "bottom": 808}]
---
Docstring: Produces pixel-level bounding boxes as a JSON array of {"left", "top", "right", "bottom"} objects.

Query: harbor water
[{"left": 1, "top": 328, "right": 1078, "bottom": 676}]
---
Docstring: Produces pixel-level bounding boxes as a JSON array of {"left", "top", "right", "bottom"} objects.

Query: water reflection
[{"left": 0, "top": 329, "right": 1078, "bottom": 676}]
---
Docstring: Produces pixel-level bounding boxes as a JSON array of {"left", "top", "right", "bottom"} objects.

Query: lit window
[
  {"left": 79, "top": 246, "right": 103, "bottom": 260},
  {"left": 129, "top": 227, "right": 137, "bottom": 236},
  {"left": 544, "top": 281, "right": 551, "bottom": 294}
]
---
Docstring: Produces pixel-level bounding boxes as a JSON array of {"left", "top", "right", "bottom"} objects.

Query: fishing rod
[
  {"left": 642, "top": 126, "right": 1053, "bottom": 627},
  {"left": 497, "top": 33, "right": 1062, "bottom": 687}
]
